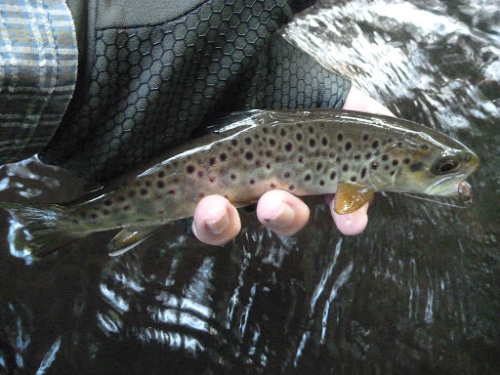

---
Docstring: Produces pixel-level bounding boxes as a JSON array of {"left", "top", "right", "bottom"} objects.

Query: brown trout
[{"left": 2, "top": 109, "right": 479, "bottom": 257}]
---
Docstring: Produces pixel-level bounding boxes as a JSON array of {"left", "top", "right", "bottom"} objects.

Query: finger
[
  {"left": 256, "top": 190, "right": 310, "bottom": 237},
  {"left": 192, "top": 195, "right": 241, "bottom": 246},
  {"left": 325, "top": 194, "right": 369, "bottom": 236},
  {"left": 343, "top": 86, "right": 395, "bottom": 117}
]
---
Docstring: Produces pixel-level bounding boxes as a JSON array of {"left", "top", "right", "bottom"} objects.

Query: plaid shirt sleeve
[{"left": 0, "top": 0, "right": 78, "bottom": 164}]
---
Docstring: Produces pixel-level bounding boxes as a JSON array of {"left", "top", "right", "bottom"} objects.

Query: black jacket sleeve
[{"left": 40, "top": 0, "right": 351, "bottom": 181}]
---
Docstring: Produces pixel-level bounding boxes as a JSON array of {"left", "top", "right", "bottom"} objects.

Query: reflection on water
[{"left": 1, "top": 0, "right": 499, "bottom": 373}]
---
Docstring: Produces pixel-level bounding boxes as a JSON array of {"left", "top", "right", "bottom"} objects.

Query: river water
[{"left": 1, "top": 0, "right": 499, "bottom": 374}]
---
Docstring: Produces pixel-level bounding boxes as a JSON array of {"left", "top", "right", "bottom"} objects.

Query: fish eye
[{"left": 432, "top": 159, "right": 460, "bottom": 175}]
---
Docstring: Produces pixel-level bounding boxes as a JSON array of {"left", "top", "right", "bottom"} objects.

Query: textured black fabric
[{"left": 40, "top": 0, "right": 351, "bottom": 181}]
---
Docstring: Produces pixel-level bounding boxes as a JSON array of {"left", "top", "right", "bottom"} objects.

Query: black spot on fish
[
  {"left": 102, "top": 209, "right": 110, "bottom": 215},
  {"left": 321, "top": 137, "right": 328, "bottom": 146},
  {"left": 329, "top": 152, "right": 336, "bottom": 158},
  {"left": 330, "top": 172, "right": 336, "bottom": 180},
  {"left": 354, "top": 154, "right": 361, "bottom": 160},
  {"left": 157, "top": 180, "right": 165, "bottom": 188},
  {"left": 117, "top": 196, "right": 125, "bottom": 202},
  {"left": 397, "top": 142, "right": 404, "bottom": 148},
  {"left": 187, "top": 165, "right": 195, "bottom": 173},
  {"left": 309, "top": 139, "right": 316, "bottom": 148},
  {"left": 296, "top": 133, "right": 303, "bottom": 141},
  {"left": 145, "top": 181, "right": 152, "bottom": 187},
  {"left": 270, "top": 183, "right": 276, "bottom": 188},
  {"left": 255, "top": 160, "right": 262, "bottom": 167},
  {"left": 336, "top": 156, "right": 342, "bottom": 163},
  {"left": 254, "top": 134, "right": 260, "bottom": 139},
  {"left": 288, "top": 185, "right": 295, "bottom": 191},
  {"left": 363, "top": 134, "right": 369, "bottom": 141},
  {"left": 351, "top": 177, "right": 357, "bottom": 182},
  {"left": 265, "top": 151, "right": 272, "bottom": 157},
  {"left": 209, "top": 177, "right": 215, "bottom": 183},
  {"left": 372, "top": 141, "right": 379, "bottom": 149},
  {"left": 231, "top": 174, "right": 237, "bottom": 180},
  {"left": 129, "top": 190, "right": 136, "bottom": 198},
  {"left": 403, "top": 158, "right": 411, "bottom": 164},
  {"left": 245, "top": 137, "right": 252, "bottom": 145},
  {"left": 365, "top": 152, "right": 372, "bottom": 160},
  {"left": 308, "top": 126, "right": 314, "bottom": 134},
  {"left": 140, "top": 188, "right": 148, "bottom": 196},
  {"left": 269, "top": 138, "right": 276, "bottom": 147},
  {"left": 280, "top": 129, "right": 287, "bottom": 137},
  {"left": 316, "top": 162, "right": 323, "bottom": 171},
  {"left": 104, "top": 199, "right": 112, "bottom": 206},
  {"left": 124, "top": 205, "right": 132, "bottom": 212},
  {"left": 361, "top": 168, "right": 367, "bottom": 178},
  {"left": 209, "top": 157, "right": 216, "bottom": 166},
  {"left": 158, "top": 171, "right": 165, "bottom": 178},
  {"left": 198, "top": 171, "right": 204, "bottom": 178},
  {"left": 266, "top": 164, "right": 271, "bottom": 169},
  {"left": 343, "top": 164, "right": 349, "bottom": 172},
  {"left": 410, "top": 162, "right": 424, "bottom": 172},
  {"left": 320, "top": 180, "right": 325, "bottom": 186},
  {"left": 392, "top": 160, "right": 399, "bottom": 166},
  {"left": 250, "top": 179, "right": 255, "bottom": 185},
  {"left": 371, "top": 162, "right": 379, "bottom": 170},
  {"left": 285, "top": 142, "right": 293, "bottom": 152},
  {"left": 245, "top": 151, "right": 254, "bottom": 160},
  {"left": 337, "top": 133, "right": 343, "bottom": 142},
  {"left": 298, "top": 157, "right": 304, "bottom": 163},
  {"left": 305, "top": 174, "right": 311, "bottom": 181},
  {"left": 297, "top": 122, "right": 303, "bottom": 128},
  {"left": 345, "top": 142, "right": 352, "bottom": 151},
  {"left": 220, "top": 153, "right": 227, "bottom": 162},
  {"left": 232, "top": 139, "right": 238, "bottom": 146},
  {"left": 263, "top": 127, "right": 269, "bottom": 134},
  {"left": 390, "top": 171, "right": 396, "bottom": 176},
  {"left": 382, "top": 154, "right": 389, "bottom": 161},
  {"left": 168, "top": 189, "right": 176, "bottom": 195},
  {"left": 421, "top": 144, "right": 429, "bottom": 150},
  {"left": 284, "top": 172, "right": 291, "bottom": 178}
]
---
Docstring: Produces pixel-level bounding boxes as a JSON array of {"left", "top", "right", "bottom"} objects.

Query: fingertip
[
  {"left": 329, "top": 199, "right": 369, "bottom": 236},
  {"left": 256, "top": 190, "right": 310, "bottom": 237},
  {"left": 192, "top": 195, "right": 241, "bottom": 246}
]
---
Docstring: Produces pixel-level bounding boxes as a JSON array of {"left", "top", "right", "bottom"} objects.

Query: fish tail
[{"left": 0, "top": 202, "right": 83, "bottom": 259}]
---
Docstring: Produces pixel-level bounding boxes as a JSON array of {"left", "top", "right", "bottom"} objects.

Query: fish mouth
[{"left": 424, "top": 174, "right": 468, "bottom": 197}]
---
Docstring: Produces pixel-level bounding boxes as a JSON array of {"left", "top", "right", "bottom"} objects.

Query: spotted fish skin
[{"left": 2, "top": 109, "right": 479, "bottom": 256}]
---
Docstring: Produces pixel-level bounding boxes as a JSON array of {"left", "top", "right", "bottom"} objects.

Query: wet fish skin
[{"left": 1, "top": 109, "right": 479, "bottom": 257}]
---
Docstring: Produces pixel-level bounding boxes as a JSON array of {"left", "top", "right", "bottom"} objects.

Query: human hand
[{"left": 192, "top": 87, "right": 395, "bottom": 246}]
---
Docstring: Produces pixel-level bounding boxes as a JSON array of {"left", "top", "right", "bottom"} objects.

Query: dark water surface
[{"left": 1, "top": 0, "right": 499, "bottom": 374}]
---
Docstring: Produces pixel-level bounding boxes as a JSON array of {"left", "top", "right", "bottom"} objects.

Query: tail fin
[{"left": 1, "top": 202, "right": 83, "bottom": 259}]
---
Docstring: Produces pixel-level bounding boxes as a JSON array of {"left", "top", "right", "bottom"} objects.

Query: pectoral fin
[
  {"left": 334, "top": 183, "right": 374, "bottom": 215},
  {"left": 108, "top": 225, "right": 162, "bottom": 256}
]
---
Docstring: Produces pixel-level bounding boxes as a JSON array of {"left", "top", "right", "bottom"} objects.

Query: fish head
[{"left": 368, "top": 131, "right": 479, "bottom": 197}]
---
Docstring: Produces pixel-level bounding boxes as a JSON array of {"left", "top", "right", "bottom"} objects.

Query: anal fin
[
  {"left": 334, "top": 183, "right": 374, "bottom": 215},
  {"left": 108, "top": 225, "right": 162, "bottom": 256}
]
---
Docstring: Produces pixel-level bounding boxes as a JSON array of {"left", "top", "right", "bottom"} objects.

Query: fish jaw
[{"left": 424, "top": 151, "right": 479, "bottom": 197}]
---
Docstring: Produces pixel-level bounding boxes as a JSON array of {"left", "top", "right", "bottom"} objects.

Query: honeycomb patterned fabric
[{"left": 40, "top": 0, "right": 351, "bottom": 182}]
